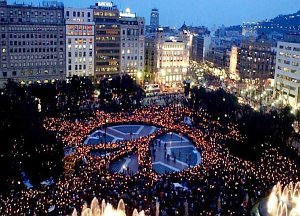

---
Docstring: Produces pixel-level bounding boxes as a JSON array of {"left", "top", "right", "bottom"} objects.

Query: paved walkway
[
  {"left": 84, "top": 125, "right": 201, "bottom": 174},
  {"left": 151, "top": 132, "right": 201, "bottom": 174},
  {"left": 84, "top": 124, "right": 158, "bottom": 145},
  {"left": 110, "top": 154, "right": 139, "bottom": 175}
]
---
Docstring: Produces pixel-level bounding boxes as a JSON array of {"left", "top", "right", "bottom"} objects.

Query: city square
[
  {"left": 0, "top": 99, "right": 299, "bottom": 215},
  {"left": 0, "top": 0, "right": 300, "bottom": 215}
]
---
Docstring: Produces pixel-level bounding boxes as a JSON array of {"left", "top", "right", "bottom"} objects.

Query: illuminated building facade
[
  {"left": 237, "top": 36, "right": 276, "bottom": 81},
  {"left": 92, "top": 2, "right": 120, "bottom": 80},
  {"left": 0, "top": 0, "right": 65, "bottom": 86},
  {"left": 229, "top": 46, "right": 239, "bottom": 80},
  {"left": 145, "top": 29, "right": 190, "bottom": 85},
  {"left": 206, "top": 36, "right": 238, "bottom": 69},
  {"left": 119, "top": 8, "right": 145, "bottom": 83},
  {"left": 65, "top": 8, "right": 94, "bottom": 78},
  {"left": 274, "top": 35, "right": 300, "bottom": 108}
]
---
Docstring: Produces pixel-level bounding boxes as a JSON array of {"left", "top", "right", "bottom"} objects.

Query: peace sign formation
[{"left": 0, "top": 105, "right": 298, "bottom": 216}]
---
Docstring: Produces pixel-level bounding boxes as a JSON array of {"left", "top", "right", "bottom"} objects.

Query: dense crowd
[{"left": 0, "top": 105, "right": 298, "bottom": 216}]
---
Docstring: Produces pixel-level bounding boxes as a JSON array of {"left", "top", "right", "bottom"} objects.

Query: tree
[
  {"left": 270, "top": 106, "right": 295, "bottom": 145},
  {"left": 98, "top": 75, "right": 145, "bottom": 112},
  {"left": 0, "top": 80, "right": 63, "bottom": 191},
  {"left": 231, "top": 106, "right": 295, "bottom": 161},
  {"left": 235, "top": 109, "right": 273, "bottom": 160},
  {"left": 26, "top": 76, "right": 95, "bottom": 117},
  {"left": 190, "top": 87, "right": 239, "bottom": 120}
]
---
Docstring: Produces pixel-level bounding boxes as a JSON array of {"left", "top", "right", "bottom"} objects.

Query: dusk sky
[{"left": 12, "top": 0, "right": 300, "bottom": 28}]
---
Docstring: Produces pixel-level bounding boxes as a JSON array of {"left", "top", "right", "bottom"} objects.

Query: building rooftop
[
  {"left": 284, "top": 33, "right": 300, "bottom": 43},
  {"left": 2, "top": 0, "right": 64, "bottom": 8}
]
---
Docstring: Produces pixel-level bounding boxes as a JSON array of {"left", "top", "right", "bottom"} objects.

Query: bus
[{"left": 144, "top": 84, "right": 161, "bottom": 96}]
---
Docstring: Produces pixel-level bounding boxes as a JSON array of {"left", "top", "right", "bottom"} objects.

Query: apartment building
[
  {"left": 238, "top": 35, "right": 276, "bottom": 81},
  {"left": 0, "top": 0, "right": 65, "bottom": 86},
  {"left": 65, "top": 8, "right": 94, "bottom": 78},
  {"left": 273, "top": 34, "right": 300, "bottom": 108},
  {"left": 92, "top": 2, "right": 120, "bottom": 81},
  {"left": 119, "top": 8, "right": 145, "bottom": 83}
]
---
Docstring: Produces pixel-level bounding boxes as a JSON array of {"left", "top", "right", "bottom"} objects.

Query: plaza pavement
[{"left": 84, "top": 125, "right": 201, "bottom": 174}]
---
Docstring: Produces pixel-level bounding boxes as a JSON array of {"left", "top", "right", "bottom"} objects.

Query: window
[
  {"left": 293, "top": 47, "right": 300, "bottom": 52},
  {"left": 285, "top": 46, "right": 292, "bottom": 50}
]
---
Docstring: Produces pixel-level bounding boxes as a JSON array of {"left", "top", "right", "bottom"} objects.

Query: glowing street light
[{"left": 137, "top": 71, "right": 142, "bottom": 79}]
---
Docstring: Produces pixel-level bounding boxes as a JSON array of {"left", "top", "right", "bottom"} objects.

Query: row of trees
[
  {"left": 98, "top": 74, "right": 145, "bottom": 112},
  {"left": 0, "top": 75, "right": 145, "bottom": 191},
  {"left": 0, "top": 80, "right": 64, "bottom": 191},
  {"left": 190, "top": 86, "right": 239, "bottom": 121},
  {"left": 27, "top": 76, "right": 95, "bottom": 117},
  {"left": 190, "top": 86, "right": 296, "bottom": 161},
  {"left": 26, "top": 75, "right": 145, "bottom": 116}
]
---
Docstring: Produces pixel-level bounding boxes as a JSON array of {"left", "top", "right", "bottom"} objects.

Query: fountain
[
  {"left": 71, "top": 198, "right": 145, "bottom": 216},
  {"left": 258, "top": 182, "right": 300, "bottom": 216}
]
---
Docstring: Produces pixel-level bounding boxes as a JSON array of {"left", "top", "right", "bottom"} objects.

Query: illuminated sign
[
  {"left": 120, "top": 12, "right": 136, "bottom": 18},
  {"left": 97, "top": 2, "right": 113, "bottom": 7},
  {"left": 120, "top": 8, "right": 136, "bottom": 18}
]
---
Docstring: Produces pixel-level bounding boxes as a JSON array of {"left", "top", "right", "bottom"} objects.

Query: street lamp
[
  {"left": 104, "top": 117, "right": 109, "bottom": 175},
  {"left": 137, "top": 71, "right": 143, "bottom": 85}
]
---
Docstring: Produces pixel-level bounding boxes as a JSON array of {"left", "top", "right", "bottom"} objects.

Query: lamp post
[{"left": 104, "top": 117, "right": 108, "bottom": 175}]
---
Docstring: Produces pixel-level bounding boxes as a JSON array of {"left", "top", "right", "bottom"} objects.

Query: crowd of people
[{"left": 0, "top": 104, "right": 299, "bottom": 215}]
